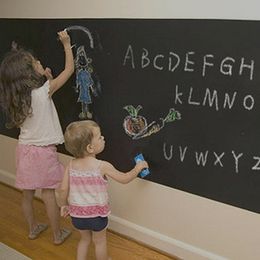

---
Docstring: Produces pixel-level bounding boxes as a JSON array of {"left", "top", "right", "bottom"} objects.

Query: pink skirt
[{"left": 15, "top": 144, "right": 64, "bottom": 190}]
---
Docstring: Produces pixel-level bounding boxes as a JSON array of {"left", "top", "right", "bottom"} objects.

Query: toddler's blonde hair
[{"left": 64, "top": 120, "right": 99, "bottom": 158}]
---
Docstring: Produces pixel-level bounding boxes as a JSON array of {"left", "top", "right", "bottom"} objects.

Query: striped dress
[{"left": 68, "top": 160, "right": 110, "bottom": 218}]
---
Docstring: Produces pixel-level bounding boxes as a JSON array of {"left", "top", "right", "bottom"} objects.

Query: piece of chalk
[{"left": 134, "top": 153, "right": 150, "bottom": 178}]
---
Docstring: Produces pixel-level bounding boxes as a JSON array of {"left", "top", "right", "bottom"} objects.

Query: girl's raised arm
[{"left": 49, "top": 30, "right": 75, "bottom": 96}]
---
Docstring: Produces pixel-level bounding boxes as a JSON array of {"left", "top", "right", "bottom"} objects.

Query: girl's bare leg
[
  {"left": 41, "top": 188, "right": 61, "bottom": 242},
  {"left": 22, "top": 189, "right": 38, "bottom": 233}
]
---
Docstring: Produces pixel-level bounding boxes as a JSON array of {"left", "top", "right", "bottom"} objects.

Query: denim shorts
[{"left": 71, "top": 216, "right": 108, "bottom": 232}]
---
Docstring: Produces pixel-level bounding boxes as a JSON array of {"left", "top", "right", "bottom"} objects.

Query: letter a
[{"left": 123, "top": 45, "right": 135, "bottom": 69}]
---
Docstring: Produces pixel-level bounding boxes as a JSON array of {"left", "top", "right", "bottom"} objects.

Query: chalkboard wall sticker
[
  {"left": 2, "top": 19, "right": 260, "bottom": 213},
  {"left": 123, "top": 105, "right": 181, "bottom": 140}
]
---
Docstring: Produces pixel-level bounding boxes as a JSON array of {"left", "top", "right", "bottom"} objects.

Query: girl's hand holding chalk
[{"left": 57, "top": 30, "right": 71, "bottom": 50}]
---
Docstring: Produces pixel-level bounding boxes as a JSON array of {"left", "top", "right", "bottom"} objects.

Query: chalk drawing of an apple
[{"left": 123, "top": 105, "right": 147, "bottom": 137}]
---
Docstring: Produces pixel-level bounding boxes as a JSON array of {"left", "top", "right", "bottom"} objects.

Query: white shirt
[{"left": 19, "top": 81, "right": 64, "bottom": 146}]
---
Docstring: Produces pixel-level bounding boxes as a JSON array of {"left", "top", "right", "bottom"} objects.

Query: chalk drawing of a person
[{"left": 75, "top": 45, "right": 95, "bottom": 119}]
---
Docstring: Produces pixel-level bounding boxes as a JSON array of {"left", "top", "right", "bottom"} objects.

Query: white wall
[
  {"left": 1, "top": 1, "right": 260, "bottom": 259},
  {"left": 1, "top": 0, "right": 260, "bottom": 20}
]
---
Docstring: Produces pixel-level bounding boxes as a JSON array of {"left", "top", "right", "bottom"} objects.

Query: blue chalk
[{"left": 134, "top": 153, "right": 150, "bottom": 178}]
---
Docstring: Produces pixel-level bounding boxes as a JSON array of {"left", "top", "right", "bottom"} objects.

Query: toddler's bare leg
[
  {"left": 92, "top": 229, "right": 108, "bottom": 260},
  {"left": 77, "top": 230, "right": 91, "bottom": 260}
]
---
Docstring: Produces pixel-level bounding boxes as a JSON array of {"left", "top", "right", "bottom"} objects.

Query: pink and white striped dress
[{"left": 68, "top": 159, "right": 110, "bottom": 218}]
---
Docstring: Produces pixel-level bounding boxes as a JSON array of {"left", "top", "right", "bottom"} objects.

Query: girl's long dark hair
[{"left": 0, "top": 50, "right": 45, "bottom": 128}]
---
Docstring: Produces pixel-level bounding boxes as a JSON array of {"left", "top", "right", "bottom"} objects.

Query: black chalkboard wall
[{"left": 1, "top": 18, "right": 260, "bottom": 213}]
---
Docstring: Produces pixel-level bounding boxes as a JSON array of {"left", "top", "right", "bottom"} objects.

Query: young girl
[
  {"left": 58, "top": 120, "right": 149, "bottom": 260},
  {"left": 0, "top": 31, "right": 74, "bottom": 244}
]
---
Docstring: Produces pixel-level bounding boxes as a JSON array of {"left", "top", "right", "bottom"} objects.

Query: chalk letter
[
  {"left": 202, "top": 88, "right": 219, "bottom": 111},
  {"left": 202, "top": 54, "right": 214, "bottom": 77},
  {"left": 243, "top": 95, "right": 254, "bottom": 110},
  {"left": 223, "top": 92, "right": 237, "bottom": 109},
  {"left": 169, "top": 52, "right": 180, "bottom": 72},
  {"left": 195, "top": 151, "right": 209, "bottom": 166},
  {"left": 179, "top": 146, "right": 188, "bottom": 162},
  {"left": 184, "top": 51, "right": 195, "bottom": 72},
  {"left": 213, "top": 152, "right": 225, "bottom": 167},
  {"left": 153, "top": 54, "right": 164, "bottom": 70},
  {"left": 141, "top": 48, "right": 150, "bottom": 68},
  {"left": 252, "top": 156, "right": 260, "bottom": 170},
  {"left": 174, "top": 85, "right": 183, "bottom": 105},
  {"left": 188, "top": 87, "right": 200, "bottom": 106},
  {"left": 123, "top": 45, "right": 135, "bottom": 69},
  {"left": 239, "top": 58, "right": 254, "bottom": 80},
  {"left": 232, "top": 150, "right": 243, "bottom": 173},
  {"left": 163, "top": 142, "right": 173, "bottom": 160},
  {"left": 220, "top": 57, "right": 235, "bottom": 76}
]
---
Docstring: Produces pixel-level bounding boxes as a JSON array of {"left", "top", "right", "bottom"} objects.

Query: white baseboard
[
  {"left": 0, "top": 169, "right": 227, "bottom": 260},
  {"left": 0, "top": 169, "right": 16, "bottom": 186},
  {"left": 109, "top": 215, "right": 228, "bottom": 260}
]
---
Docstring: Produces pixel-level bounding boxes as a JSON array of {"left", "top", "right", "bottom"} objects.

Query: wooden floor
[{"left": 0, "top": 183, "right": 176, "bottom": 260}]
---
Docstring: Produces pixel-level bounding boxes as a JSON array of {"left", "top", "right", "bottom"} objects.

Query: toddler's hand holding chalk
[
  {"left": 135, "top": 160, "right": 149, "bottom": 172},
  {"left": 134, "top": 153, "right": 150, "bottom": 178}
]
